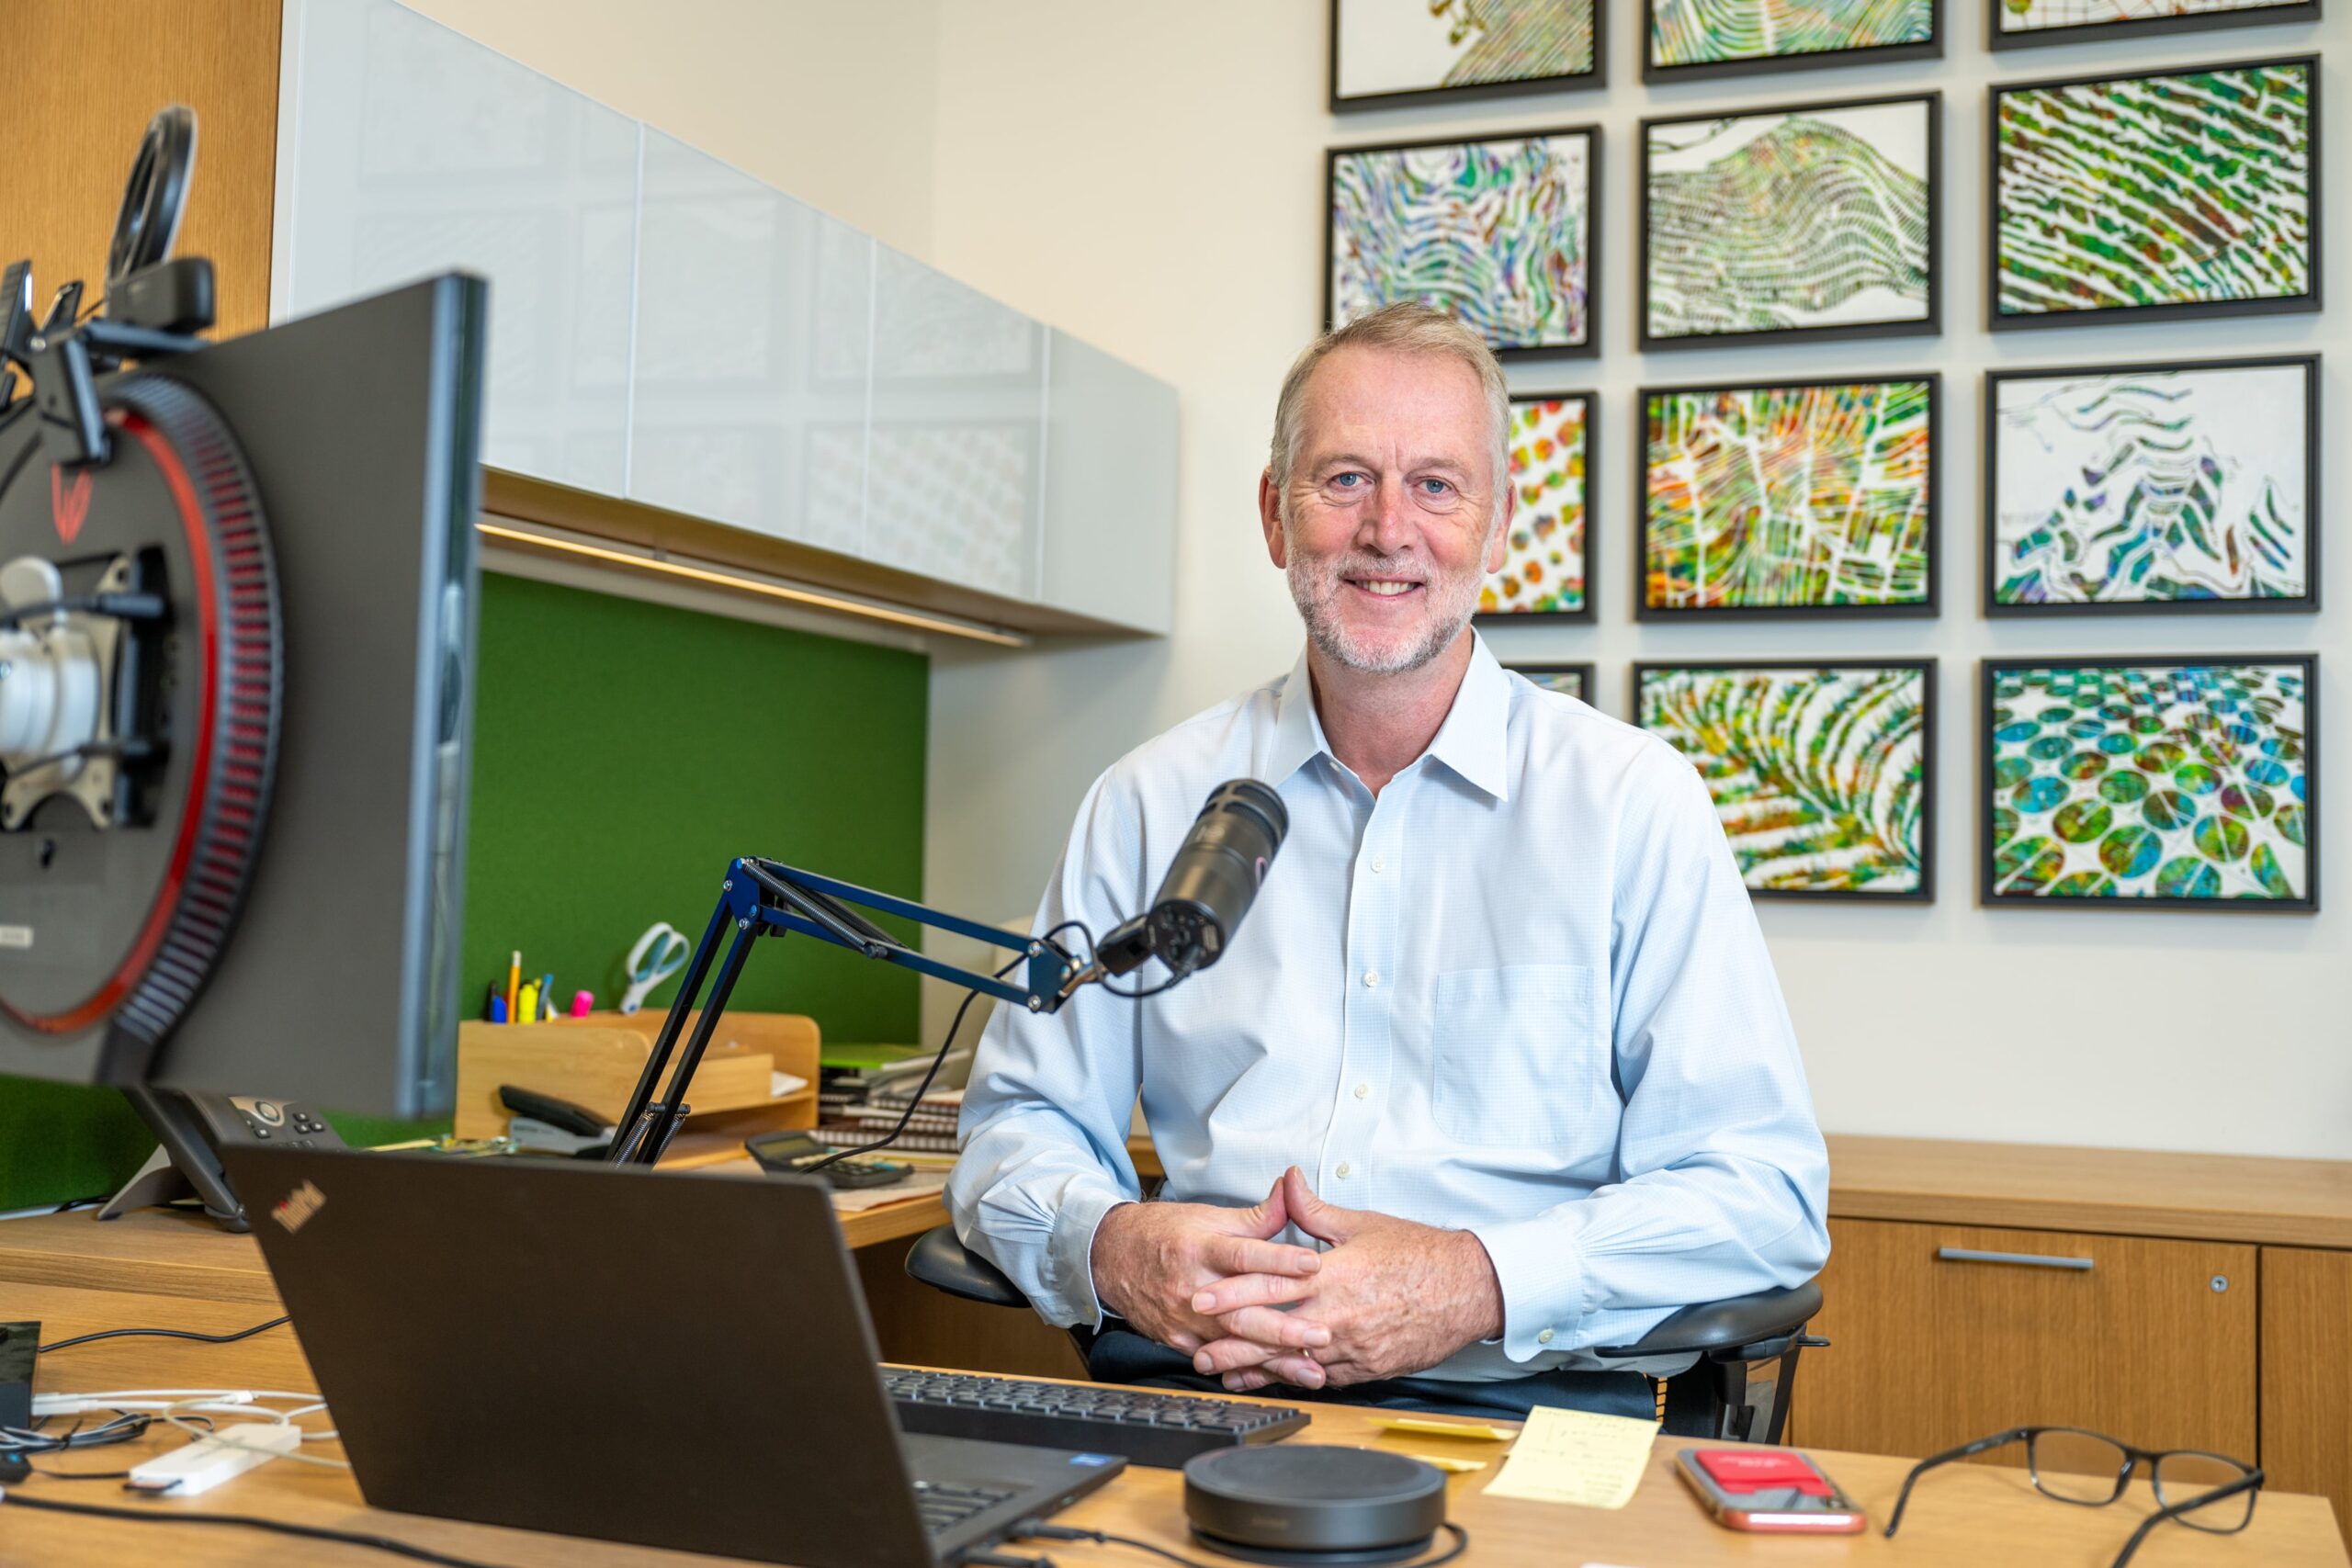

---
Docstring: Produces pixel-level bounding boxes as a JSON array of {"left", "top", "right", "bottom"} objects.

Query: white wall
[
  {"left": 398, "top": 0, "right": 943, "bottom": 256},
  {"left": 918, "top": 5, "right": 2350, "bottom": 1158}
]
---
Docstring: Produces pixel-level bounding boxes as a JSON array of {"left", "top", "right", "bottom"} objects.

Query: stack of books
[{"left": 814, "top": 1049, "right": 969, "bottom": 1159}]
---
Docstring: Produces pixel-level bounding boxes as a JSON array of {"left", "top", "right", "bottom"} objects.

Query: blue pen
[
  {"left": 538, "top": 974, "right": 555, "bottom": 1021},
  {"left": 490, "top": 994, "right": 509, "bottom": 1024}
]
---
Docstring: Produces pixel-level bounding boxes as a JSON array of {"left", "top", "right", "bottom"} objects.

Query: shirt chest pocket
[{"left": 1429, "top": 964, "right": 1608, "bottom": 1148}]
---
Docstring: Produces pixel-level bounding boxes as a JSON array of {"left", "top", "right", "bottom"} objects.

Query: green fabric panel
[{"left": 0, "top": 575, "right": 928, "bottom": 1206}]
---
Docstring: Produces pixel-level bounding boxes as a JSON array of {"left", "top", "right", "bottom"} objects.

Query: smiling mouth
[{"left": 1344, "top": 577, "right": 1425, "bottom": 599}]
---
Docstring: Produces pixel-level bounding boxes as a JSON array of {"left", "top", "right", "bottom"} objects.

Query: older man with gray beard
[{"left": 948, "top": 303, "right": 1828, "bottom": 1418}]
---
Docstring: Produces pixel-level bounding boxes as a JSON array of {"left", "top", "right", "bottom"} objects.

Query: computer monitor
[{"left": 0, "top": 272, "right": 486, "bottom": 1119}]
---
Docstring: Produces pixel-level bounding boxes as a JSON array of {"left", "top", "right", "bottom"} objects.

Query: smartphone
[{"left": 1675, "top": 1447, "right": 1866, "bottom": 1533}]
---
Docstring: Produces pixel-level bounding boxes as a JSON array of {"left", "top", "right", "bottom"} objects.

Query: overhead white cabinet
[
  {"left": 630, "top": 130, "right": 872, "bottom": 559},
  {"left": 271, "top": 0, "right": 1175, "bottom": 637},
  {"left": 273, "top": 0, "right": 637, "bottom": 494}
]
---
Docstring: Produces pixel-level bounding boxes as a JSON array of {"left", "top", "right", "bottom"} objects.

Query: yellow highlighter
[{"left": 516, "top": 980, "right": 539, "bottom": 1025}]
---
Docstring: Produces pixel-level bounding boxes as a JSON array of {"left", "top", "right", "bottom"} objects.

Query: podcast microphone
[{"left": 1083, "top": 779, "right": 1289, "bottom": 987}]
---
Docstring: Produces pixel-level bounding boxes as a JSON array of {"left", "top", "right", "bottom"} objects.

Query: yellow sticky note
[
  {"left": 1404, "top": 1452, "right": 1490, "bottom": 1474},
  {"left": 1364, "top": 1415, "right": 1515, "bottom": 1441},
  {"left": 1481, "top": 1406, "right": 1660, "bottom": 1509}
]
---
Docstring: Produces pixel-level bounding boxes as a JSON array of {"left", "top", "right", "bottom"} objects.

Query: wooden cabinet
[
  {"left": 2264, "top": 1247, "right": 2352, "bottom": 1538},
  {"left": 1804, "top": 1137, "right": 2352, "bottom": 1552},
  {"left": 1795, "top": 1218, "right": 2256, "bottom": 1462}
]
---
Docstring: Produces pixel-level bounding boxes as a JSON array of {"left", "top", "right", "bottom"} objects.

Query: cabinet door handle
[{"left": 1936, "top": 1247, "right": 2095, "bottom": 1271}]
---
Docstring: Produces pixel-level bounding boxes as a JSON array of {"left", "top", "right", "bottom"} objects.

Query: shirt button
[
  {"left": 1537, "top": 1328, "right": 1555, "bottom": 1345},
  {"left": 1371, "top": 857, "right": 1385, "bottom": 874},
  {"left": 1353, "top": 1083, "right": 1369, "bottom": 1100},
  {"left": 1336, "top": 1162, "right": 1352, "bottom": 1179},
  {"left": 1363, "top": 970, "right": 1379, "bottom": 988}
]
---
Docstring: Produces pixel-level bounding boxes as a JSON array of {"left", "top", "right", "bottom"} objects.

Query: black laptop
[{"left": 221, "top": 1146, "right": 1125, "bottom": 1567}]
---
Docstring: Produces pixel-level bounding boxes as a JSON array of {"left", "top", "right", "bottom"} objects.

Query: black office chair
[{"left": 906, "top": 1224, "right": 1824, "bottom": 1443}]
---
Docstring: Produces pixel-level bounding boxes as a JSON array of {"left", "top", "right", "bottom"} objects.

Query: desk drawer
[{"left": 1794, "top": 1217, "right": 2256, "bottom": 1464}]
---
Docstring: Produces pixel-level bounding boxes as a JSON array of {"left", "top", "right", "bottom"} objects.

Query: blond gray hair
[{"left": 1267, "top": 303, "right": 1511, "bottom": 524}]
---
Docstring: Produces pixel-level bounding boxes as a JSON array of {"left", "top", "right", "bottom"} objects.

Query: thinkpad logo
[{"left": 272, "top": 1179, "right": 326, "bottom": 1234}]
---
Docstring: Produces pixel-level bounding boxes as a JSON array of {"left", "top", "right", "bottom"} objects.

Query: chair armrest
[
  {"left": 905, "top": 1223, "right": 1028, "bottom": 1309},
  {"left": 1589, "top": 1281, "right": 1822, "bottom": 1361}
]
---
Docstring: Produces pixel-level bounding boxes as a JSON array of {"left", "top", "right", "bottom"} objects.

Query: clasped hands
[{"left": 1089, "top": 1167, "right": 1503, "bottom": 1393}]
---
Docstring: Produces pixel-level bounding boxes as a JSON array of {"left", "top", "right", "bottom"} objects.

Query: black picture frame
[
  {"left": 1634, "top": 372, "right": 1939, "bottom": 621},
  {"left": 1505, "top": 661, "right": 1601, "bottom": 712},
  {"left": 1984, "top": 354, "right": 2322, "bottom": 618},
  {"left": 1638, "top": 90, "right": 1940, "bottom": 353},
  {"left": 1633, "top": 657, "right": 1939, "bottom": 903},
  {"left": 1329, "top": 0, "right": 1607, "bottom": 111},
  {"left": 1476, "top": 389, "right": 1598, "bottom": 625},
  {"left": 1644, "top": 0, "right": 1941, "bottom": 83},
  {"left": 1328, "top": 126, "right": 1603, "bottom": 361},
  {"left": 1978, "top": 655, "right": 2320, "bottom": 912},
  {"left": 1987, "top": 56, "right": 2321, "bottom": 332},
  {"left": 1988, "top": 0, "right": 2320, "bottom": 51}
]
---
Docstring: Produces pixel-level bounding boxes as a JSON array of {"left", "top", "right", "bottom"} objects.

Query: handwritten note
[{"left": 1481, "top": 1406, "right": 1660, "bottom": 1510}]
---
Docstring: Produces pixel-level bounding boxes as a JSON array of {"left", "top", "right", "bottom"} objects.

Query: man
[{"left": 948, "top": 302, "right": 1828, "bottom": 1417}]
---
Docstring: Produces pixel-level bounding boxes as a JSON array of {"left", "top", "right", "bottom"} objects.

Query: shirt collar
[{"left": 1260, "top": 632, "right": 1513, "bottom": 803}]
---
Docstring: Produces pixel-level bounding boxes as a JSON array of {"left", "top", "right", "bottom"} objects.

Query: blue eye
[
  {"left": 1331, "top": 473, "right": 1365, "bottom": 490},
  {"left": 1419, "top": 479, "right": 1453, "bottom": 496}
]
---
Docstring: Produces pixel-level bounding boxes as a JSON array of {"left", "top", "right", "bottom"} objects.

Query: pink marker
[{"left": 570, "top": 990, "right": 594, "bottom": 1018}]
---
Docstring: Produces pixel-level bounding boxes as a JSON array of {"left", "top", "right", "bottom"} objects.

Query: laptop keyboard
[
  {"left": 910, "top": 1480, "right": 1017, "bottom": 1537},
  {"left": 884, "top": 1367, "right": 1310, "bottom": 1469}
]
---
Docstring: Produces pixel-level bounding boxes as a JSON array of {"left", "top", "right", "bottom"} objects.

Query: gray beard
[{"left": 1286, "top": 550, "right": 1483, "bottom": 675}]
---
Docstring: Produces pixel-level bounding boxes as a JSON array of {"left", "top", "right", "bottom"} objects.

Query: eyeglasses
[{"left": 1884, "top": 1426, "right": 2263, "bottom": 1568}]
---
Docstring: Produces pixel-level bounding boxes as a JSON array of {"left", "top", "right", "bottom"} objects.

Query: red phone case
[{"left": 1677, "top": 1447, "right": 1867, "bottom": 1533}]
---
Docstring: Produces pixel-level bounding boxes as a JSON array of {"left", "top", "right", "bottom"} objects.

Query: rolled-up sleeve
[
  {"left": 948, "top": 770, "right": 1150, "bottom": 1328},
  {"left": 1468, "top": 750, "right": 1831, "bottom": 1363}
]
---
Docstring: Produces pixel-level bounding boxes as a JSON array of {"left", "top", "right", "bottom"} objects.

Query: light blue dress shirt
[{"left": 949, "top": 634, "right": 1831, "bottom": 1382}]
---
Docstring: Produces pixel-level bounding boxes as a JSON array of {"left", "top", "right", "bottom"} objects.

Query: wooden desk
[{"left": 6, "top": 1283, "right": 2343, "bottom": 1568}]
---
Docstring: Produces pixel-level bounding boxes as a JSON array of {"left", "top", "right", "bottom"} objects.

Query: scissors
[{"left": 619, "top": 921, "right": 690, "bottom": 1015}]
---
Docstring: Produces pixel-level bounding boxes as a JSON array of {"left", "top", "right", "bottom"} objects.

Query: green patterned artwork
[
  {"left": 1984, "top": 660, "right": 2315, "bottom": 907},
  {"left": 1644, "top": 378, "right": 1935, "bottom": 615},
  {"left": 1640, "top": 661, "right": 1932, "bottom": 898},
  {"left": 1649, "top": 0, "right": 1935, "bottom": 73},
  {"left": 1644, "top": 94, "right": 1936, "bottom": 344},
  {"left": 1994, "top": 60, "right": 2314, "bottom": 323},
  {"left": 1334, "top": 0, "right": 1599, "bottom": 106}
]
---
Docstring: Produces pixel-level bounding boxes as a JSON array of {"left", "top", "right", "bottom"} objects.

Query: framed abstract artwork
[
  {"left": 1990, "top": 57, "right": 2318, "bottom": 329},
  {"left": 1329, "top": 127, "right": 1600, "bottom": 357},
  {"left": 1332, "top": 0, "right": 1603, "bottom": 109},
  {"left": 1981, "top": 657, "right": 2318, "bottom": 909},
  {"left": 1640, "top": 92, "right": 1939, "bottom": 349},
  {"left": 1992, "top": 0, "right": 2320, "bottom": 50},
  {"left": 1646, "top": 0, "right": 1940, "bottom": 82},
  {"left": 1479, "top": 391, "right": 1593, "bottom": 621},
  {"left": 1508, "top": 662, "right": 1600, "bottom": 709},
  {"left": 1985, "top": 355, "right": 2320, "bottom": 616},
  {"left": 1635, "top": 660, "right": 1935, "bottom": 901},
  {"left": 1640, "top": 374, "right": 1938, "bottom": 619}
]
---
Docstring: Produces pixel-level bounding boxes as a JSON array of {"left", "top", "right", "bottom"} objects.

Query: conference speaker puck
[{"left": 1182, "top": 1445, "right": 1448, "bottom": 1565}]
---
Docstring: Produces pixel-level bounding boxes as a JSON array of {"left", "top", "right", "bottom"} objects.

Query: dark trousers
[{"left": 1086, "top": 1328, "right": 1656, "bottom": 1422}]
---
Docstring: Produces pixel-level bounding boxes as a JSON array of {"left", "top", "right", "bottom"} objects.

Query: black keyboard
[
  {"left": 910, "top": 1480, "right": 1015, "bottom": 1537},
  {"left": 883, "top": 1368, "right": 1310, "bottom": 1469}
]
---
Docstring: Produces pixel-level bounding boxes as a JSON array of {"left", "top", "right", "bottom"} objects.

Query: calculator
[{"left": 743, "top": 1131, "right": 910, "bottom": 1190}]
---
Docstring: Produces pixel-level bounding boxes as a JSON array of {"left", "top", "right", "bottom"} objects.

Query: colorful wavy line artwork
[
  {"left": 1645, "top": 378, "right": 1932, "bottom": 613},
  {"left": 1645, "top": 98, "right": 1931, "bottom": 340},
  {"left": 1992, "top": 362, "right": 2311, "bottom": 607},
  {"left": 1331, "top": 130, "right": 1593, "bottom": 351},
  {"left": 1650, "top": 0, "right": 1932, "bottom": 70},
  {"left": 1336, "top": 0, "right": 1596, "bottom": 100},
  {"left": 1511, "top": 664, "right": 1592, "bottom": 704},
  {"left": 1987, "top": 662, "right": 2311, "bottom": 903},
  {"left": 1640, "top": 663, "right": 1928, "bottom": 896},
  {"left": 1995, "top": 62, "right": 2311, "bottom": 318},
  {"left": 1999, "top": 0, "right": 2305, "bottom": 34},
  {"left": 1481, "top": 395, "right": 1589, "bottom": 615}
]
